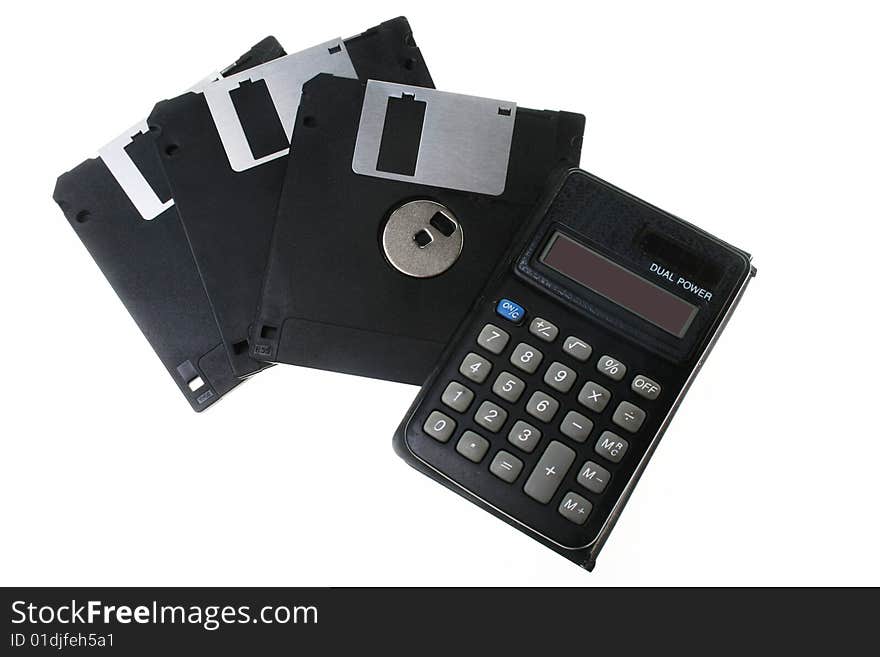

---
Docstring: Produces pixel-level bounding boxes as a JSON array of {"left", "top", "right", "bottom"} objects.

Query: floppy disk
[
  {"left": 252, "top": 75, "right": 585, "bottom": 384},
  {"left": 148, "top": 17, "right": 434, "bottom": 379},
  {"left": 52, "top": 37, "right": 286, "bottom": 412}
]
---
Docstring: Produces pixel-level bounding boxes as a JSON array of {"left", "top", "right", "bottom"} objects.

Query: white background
[{"left": 1, "top": 1, "right": 877, "bottom": 586}]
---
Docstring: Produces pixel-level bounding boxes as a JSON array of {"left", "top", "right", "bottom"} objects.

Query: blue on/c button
[{"left": 496, "top": 298, "right": 525, "bottom": 323}]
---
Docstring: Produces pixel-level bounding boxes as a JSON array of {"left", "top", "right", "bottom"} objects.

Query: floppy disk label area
[
  {"left": 352, "top": 81, "right": 517, "bottom": 196},
  {"left": 204, "top": 40, "right": 358, "bottom": 172},
  {"left": 98, "top": 73, "right": 219, "bottom": 220}
]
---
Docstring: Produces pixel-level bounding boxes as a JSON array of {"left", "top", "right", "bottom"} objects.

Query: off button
[
  {"left": 496, "top": 298, "right": 525, "bottom": 323},
  {"left": 631, "top": 374, "right": 662, "bottom": 400}
]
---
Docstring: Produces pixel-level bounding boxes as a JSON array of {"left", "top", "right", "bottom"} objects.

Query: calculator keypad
[
  {"left": 578, "top": 381, "right": 611, "bottom": 413},
  {"left": 612, "top": 401, "right": 646, "bottom": 433},
  {"left": 477, "top": 324, "right": 510, "bottom": 354},
  {"left": 529, "top": 317, "right": 558, "bottom": 342},
  {"left": 631, "top": 374, "right": 661, "bottom": 400},
  {"left": 492, "top": 371, "right": 526, "bottom": 403},
  {"left": 526, "top": 391, "right": 559, "bottom": 423},
  {"left": 595, "top": 431, "right": 628, "bottom": 463},
  {"left": 597, "top": 354, "right": 627, "bottom": 381},
  {"left": 441, "top": 381, "right": 474, "bottom": 413},
  {"left": 416, "top": 295, "right": 667, "bottom": 546},
  {"left": 507, "top": 420, "right": 542, "bottom": 453},
  {"left": 558, "top": 492, "right": 592, "bottom": 525},
  {"left": 424, "top": 411, "right": 456, "bottom": 443},
  {"left": 457, "top": 431, "right": 490, "bottom": 462},
  {"left": 510, "top": 342, "right": 543, "bottom": 374},
  {"left": 474, "top": 401, "right": 507, "bottom": 433},
  {"left": 460, "top": 352, "right": 492, "bottom": 383},
  {"left": 559, "top": 410, "right": 593, "bottom": 443},
  {"left": 490, "top": 451, "right": 524, "bottom": 483},
  {"left": 562, "top": 336, "right": 592, "bottom": 361},
  {"left": 543, "top": 361, "right": 576, "bottom": 393},
  {"left": 577, "top": 461, "right": 610, "bottom": 494},
  {"left": 524, "top": 440, "right": 576, "bottom": 503}
]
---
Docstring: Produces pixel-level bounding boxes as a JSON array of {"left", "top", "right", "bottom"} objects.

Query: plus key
[{"left": 523, "top": 440, "right": 576, "bottom": 504}]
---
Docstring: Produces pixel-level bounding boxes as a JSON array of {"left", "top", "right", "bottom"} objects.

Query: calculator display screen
[{"left": 540, "top": 232, "right": 698, "bottom": 337}]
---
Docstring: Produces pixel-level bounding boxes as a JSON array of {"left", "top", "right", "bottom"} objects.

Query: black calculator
[{"left": 393, "top": 169, "right": 755, "bottom": 570}]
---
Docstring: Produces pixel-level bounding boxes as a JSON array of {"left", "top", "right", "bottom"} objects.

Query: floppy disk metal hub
[{"left": 382, "top": 200, "right": 463, "bottom": 278}]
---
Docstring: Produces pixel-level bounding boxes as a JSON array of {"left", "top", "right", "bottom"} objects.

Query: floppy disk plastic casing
[
  {"left": 252, "top": 74, "right": 585, "bottom": 385},
  {"left": 52, "top": 37, "right": 286, "bottom": 412},
  {"left": 148, "top": 17, "right": 434, "bottom": 378}
]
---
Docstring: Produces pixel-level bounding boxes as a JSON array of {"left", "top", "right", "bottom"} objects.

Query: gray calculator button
[
  {"left": 507, "top": 420, "right": 542, "bottom": 453},
  {"left": 560, "top": 411, "right": 594, "bottom": 443},
  {"left": 476, "top": 323, "right": 510, "bottom": 354},
  {"left": 543, "top": 361, "right": 577, "bottom": 393},
  {"left": 460, "top": 352, "right": 492, "bottom": 383},
  {"left": 492, "top": 371, "right": 526, "bottom": 403},
  {"left": 577, "top": 461, "right": 611, "bottom": 494},
  {"left": 525, "top": 391, "right": 560, "bottom": 423},
  {"left": 423, "top": 411, "right": 456, "bottom": 443},
  {"left": 595, "top": 431, "right": 629, "bottom": 463},
  {"left": 509, "top": 342, "right": 543, "bottom": 374},
  {"left": 441, "top": 381, "right": 474, "bottom": 412},
  {"left": 612, "top": 401, "right": 646, "bottom": 433},
  {"left": 529, "top": 317, "right": 558, "bottom": 342},
  {"left": 456, "top": 431, "right": 490, "bottom": 463},
  {"left": 474, "top": 400, "right": 508, "bottom": 433},
  {"left": 597, "top": 354, "right": 627, "bottom": 381},
  {"left": 562, "top": 336, "right": 592, "bottom": 362},
  {"left": 558, "top": 492, "right": 593, "bottom": 525},
  {"left": 489, "top": 450, "right": 524, "bottom": 483},
  {"left": 632, "top": 374, "right": 662, "bottom": 400},
  {"left": 524, "top": 440, "right": 576, "bottom": 504},
  {"left": 578, "top": 381, "right": 611, "bottom": 413}
]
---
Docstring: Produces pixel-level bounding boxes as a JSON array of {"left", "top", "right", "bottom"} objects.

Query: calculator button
[
  {"left": 595, "top": 431, "right": 629, "bottom": 463},
  {"left": 612, "top": 401, "right": 646, "bottom": 433},
  {"left": 529, "top": 317, "right": 558, "bottom": 342},
  {"left": 596, "top": 354, "right": 627, "bottom": 381},
  {"left": 441, "top": 381, "right": 474, "bottom": 413},
  {"left": 456, "top": 431, "right": 490, "bottom": 463},
  {"left": 525, "top": 391, "right": 560, "bottom": 423},
  {"left": 423, "top": 411, "right": 456, "bottom": 443},
  {"left": 543, "top": 361, "right": 577, "bottom": 393},
  {"left": 559, "top": 411, "right": 594, "bottom": 443},
  {"left": 631, "top": 374, "right": 662, "bottom": 400},
  {"left": 492, "top": 371, "right": 526, "bottom": 403},
  {"left": 476, "top": 323, "right": 510, "bottom": 354},
  {"left": 496, "top": 298, "right": 525, "bottom": 323},
  {"left": 578, "top": 381, "right": 611, "bottom": 413},
  {"left": 523, "top": 440, "right": 576, "bottom": 504},
  {"left": 558, "top": 492, "right": 593, "bottom": 525},
  {"left": 507, "top": 420, "right": 542, "bottom": 453},
  {"left": 460, "top": 352, "right": 492, "bottom": 383},
  {"left": 577, "top": 461, "right": 611, "bottom": 494},
  {"left": 562, "top": 336, "right": 592, "bottom": 362},
  {"left": 510, "top": 342, "right": 543, "bottom": 374},
  {"left": 474, "top": 401, "right": 508, "bottom": 433},
  {"left": 489, "top": 450, "right": 524, "bottom": 483}
]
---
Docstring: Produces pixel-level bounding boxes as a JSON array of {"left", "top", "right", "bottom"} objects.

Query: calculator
[{"left": 393, "top": 169, "right": 755, "bottom": 570}]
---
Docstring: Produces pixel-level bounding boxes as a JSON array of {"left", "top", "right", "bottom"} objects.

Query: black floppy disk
[
  {"left": 252, "top": 75, "right": 585, "bottom": 384},
  {"left": 148, "top": 17, "right": 434, "bottom": 379},
  {"left": 52, "top": 37, "right": 286, "bottom": 412}
]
